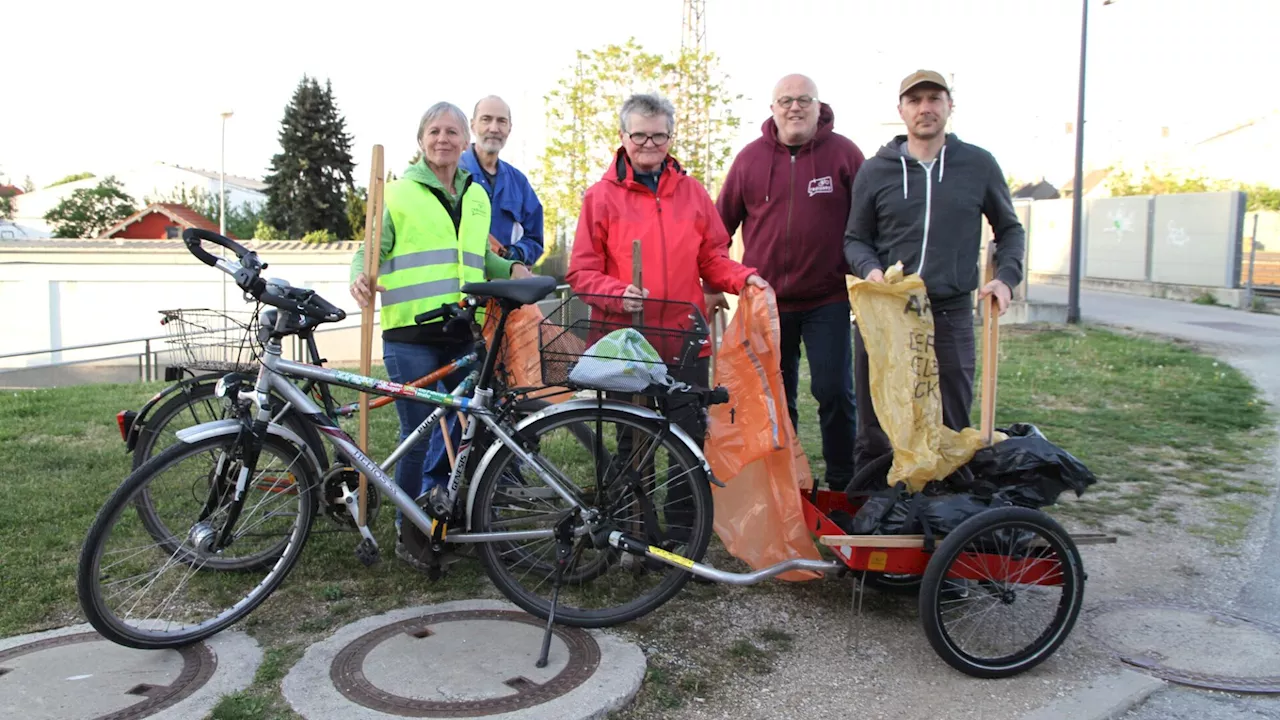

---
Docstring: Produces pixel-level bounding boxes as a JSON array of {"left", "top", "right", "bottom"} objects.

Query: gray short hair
[
  {"left": 417, "top": 102, "right": 470, "bottom": 143},
  {"left": 619, "top": 93, "right": 675, "bottom": 134}
]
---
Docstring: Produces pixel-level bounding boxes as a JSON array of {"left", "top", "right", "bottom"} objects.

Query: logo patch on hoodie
[{"left": 807, "top": 176, "right": 833, "bottom": 197}]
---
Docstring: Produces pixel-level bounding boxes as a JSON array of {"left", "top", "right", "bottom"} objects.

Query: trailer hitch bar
[{"left": 607, "top": 530, "right": 844, "bottom": 586}]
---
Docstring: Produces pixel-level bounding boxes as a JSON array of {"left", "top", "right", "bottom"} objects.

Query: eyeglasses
[
  {"left": 627, "top": 132, "right": 671, "bottom": 146},
  {"left": 775, "top": 95, "right": 816, "bottom": 109}
]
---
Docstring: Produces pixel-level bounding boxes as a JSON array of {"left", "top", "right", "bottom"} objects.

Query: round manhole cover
[
  {"left": 1087, "top": 601, "right": 1280, "bottom": 692},
  {"left": 330, "top": 609, "right": 601, "bottom": 717},
  {"left": 0, "top": 632, "right": 216, "bottom": 719}
]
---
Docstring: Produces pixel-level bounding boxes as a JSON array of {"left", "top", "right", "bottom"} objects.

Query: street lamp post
[
  {"left": 220, "top": 111, "right": 234, "bottom": 317},
  {"left": 220, "top": 111, "right": 233, "bottom": 236},
  {"left": 1067, "top": 0, "right": 1115, "bottom": 325}
]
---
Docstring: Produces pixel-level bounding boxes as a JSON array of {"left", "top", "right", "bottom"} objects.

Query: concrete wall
[
  {"left": 981, "top": 200, "right": 1031, "bottom": 301},
  {"left": 1026, "top": 199, "right": 1074, "bottom": 276},
  {"left": 1150, "top": 191, "right": 1245, "bottom": 287},
  {"left": 0, "top": 243, "right": 361, "bottom": 373},
  {"left": 1021, "top": 191, "right": 1250, "bottom": 290},
  {"left": 1085, "top": 196, "right": 1153, "bottom": 281}
]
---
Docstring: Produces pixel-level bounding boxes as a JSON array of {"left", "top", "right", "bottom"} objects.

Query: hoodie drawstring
[
  {"left": 899, "top": 157, "right": 908, "bottom": 199},
  {"left": 765, "top": 159, "right": 774, "bottom": 203},
  {"left": 939, "top": 144, "right": 947, "bottom": 182}
]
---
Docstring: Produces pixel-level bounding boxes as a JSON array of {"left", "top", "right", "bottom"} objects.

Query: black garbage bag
[
  {"left": 964, "top": 423, "right": 1097, "bottom": 508},
  {"left": 849, "top": 484, "right": 1008, "bottom": 538},
  {"left": 848, "top": 486, "right": 906, "bottom": 535},
  {"left": 881, "top": 492, "right": 1006, "bottom": 536}
]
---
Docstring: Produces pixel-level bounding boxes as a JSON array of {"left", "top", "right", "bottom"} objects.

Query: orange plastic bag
[
  {"left": 848, "top": 262, "right": 995, "bottom": 492},
  {"left": 706, "top": 286, "right": 822, "bottom": 582},
  {"left": 481, "top": 299, "right": 577, "bottom": 402}
]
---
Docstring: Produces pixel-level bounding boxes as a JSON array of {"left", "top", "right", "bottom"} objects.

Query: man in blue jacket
[
  {"left": 843, "top": 70, "right": 1026, "bottom": 487},
  {"left": 459, "top": 95, "right": 545, "bottom": 265}
]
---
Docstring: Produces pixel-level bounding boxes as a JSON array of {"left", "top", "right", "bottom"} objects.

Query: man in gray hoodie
[{"left": 843, "top": 69, "right": 1026, "bottom": 486}]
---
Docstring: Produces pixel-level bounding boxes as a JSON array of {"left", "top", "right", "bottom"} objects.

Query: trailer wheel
[{"left": 919, "top": 507, "right": 1085, "bottom": 678}]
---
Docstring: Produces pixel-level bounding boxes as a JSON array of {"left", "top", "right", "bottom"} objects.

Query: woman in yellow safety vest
[{"left": 349, "top": 101, "right": 533, "bottom": 571}]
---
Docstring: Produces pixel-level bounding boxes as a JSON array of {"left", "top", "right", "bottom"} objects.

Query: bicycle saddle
[{"left": 461, "top": 276, "right": 559, "bottom": 306}]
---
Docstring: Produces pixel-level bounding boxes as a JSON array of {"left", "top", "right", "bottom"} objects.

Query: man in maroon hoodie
[{"left": 716, "top": 73, "right": 866, "bottom": 490}]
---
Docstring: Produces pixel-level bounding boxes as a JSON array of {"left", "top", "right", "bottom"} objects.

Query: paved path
[{"left": 1029, "top": 284, "right": 1280, "bottom": 717}]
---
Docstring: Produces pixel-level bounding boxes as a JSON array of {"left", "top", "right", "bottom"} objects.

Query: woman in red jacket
[
  {"left": 568, "top": 93, "right": 766, "bottom": 380},
  {"left": 567, "top": 93, "right": 767, "bottom": 443},
  {"left": 567, "top": 93, "right": 766, "bottom": 558}
]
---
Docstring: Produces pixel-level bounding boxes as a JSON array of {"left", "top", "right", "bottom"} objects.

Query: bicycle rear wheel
[
  {"left": 471, "top": 406, "right": 712, "bottom": 628},
  {"left": 78, "top": 432, "right": 316, "bottom": 649}
]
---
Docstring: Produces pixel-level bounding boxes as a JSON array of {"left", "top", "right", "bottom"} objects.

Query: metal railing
[{"left": 0, "top": 283, "right": 575, "bottom": 387}]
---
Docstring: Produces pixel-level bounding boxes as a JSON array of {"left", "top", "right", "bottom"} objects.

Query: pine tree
[{"left": 263, "top": 75, "right": 356, "bottom": 240}]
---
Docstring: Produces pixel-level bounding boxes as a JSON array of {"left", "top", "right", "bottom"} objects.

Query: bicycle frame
[{"left": 246, "top": 330, "right": 585, "bottom": 549}]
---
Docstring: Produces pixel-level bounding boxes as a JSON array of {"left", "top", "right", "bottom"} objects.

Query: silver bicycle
[{"left": 77, "top": 229, "right": 728, "bottom": 665}]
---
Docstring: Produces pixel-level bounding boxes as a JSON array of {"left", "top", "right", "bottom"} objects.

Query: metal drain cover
[
  {"left": 0, "top": 632, "right": 216, "bottom": 719},
  {"left": 330, "top": 609, "right": 600, "bottom": 717},
  {"left": 1087, "top": 601, "right": 1280, "bottom": 693}
]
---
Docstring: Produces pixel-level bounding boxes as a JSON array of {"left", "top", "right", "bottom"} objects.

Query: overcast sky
[{"left": 5, "top": 0, "right": 1275, "bottom": 190}]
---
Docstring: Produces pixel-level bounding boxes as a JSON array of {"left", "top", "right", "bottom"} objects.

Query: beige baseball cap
[{"left": 899, "top": 69, "right": 950, "bottom": 97}]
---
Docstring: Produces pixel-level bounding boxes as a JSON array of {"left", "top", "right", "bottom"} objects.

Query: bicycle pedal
[{"left": 355, "top": 538, "right": 381, "bottom": 567}]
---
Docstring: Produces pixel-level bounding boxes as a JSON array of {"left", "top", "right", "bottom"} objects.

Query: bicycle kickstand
[{"left": 536, "top": 512, "right": 578, "bottom": 669}]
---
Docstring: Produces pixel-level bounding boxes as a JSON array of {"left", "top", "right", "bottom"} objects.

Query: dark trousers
[
  {"left": 779, "top": 299, "right": 858, "bottom": 489},
  {"left": 608, "top": 357, "right": 708, "bottom": 545},
  {"left": 853, "top": 306, "right": 976, "bottom": 488}
]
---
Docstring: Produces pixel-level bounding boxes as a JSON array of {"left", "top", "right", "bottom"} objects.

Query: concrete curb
[
  {"left": 1019, "top": 669, "right": 1165, "bottom": 720},
  {"left": 282, "top": 599, "right": 646, "bottom": 720}
]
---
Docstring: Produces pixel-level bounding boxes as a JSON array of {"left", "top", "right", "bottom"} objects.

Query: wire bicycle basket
[
  {"left": 158, "top": 307, "right": 264, "bottom": 373},
  {"left": 539, "top": 293, "right": 709, "bottom": 394}
]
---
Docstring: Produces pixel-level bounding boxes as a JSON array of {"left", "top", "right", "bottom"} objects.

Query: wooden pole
[
  {"left": 631, "top": 239, "right": 643, "bottom": 326},
  {"left": 979, "top": 242, "right": 1000, "bottom": 445},
  {"left": 358, "top": 145, "right": 386, "bottom": 526}
]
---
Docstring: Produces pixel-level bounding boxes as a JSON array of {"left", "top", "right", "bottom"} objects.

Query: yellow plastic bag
[
  {"left": 848, "top": 263, "right": 991, "bottom": 493},
  {"left": 706, "top": 286, "right": 822, "bottom": 582}
]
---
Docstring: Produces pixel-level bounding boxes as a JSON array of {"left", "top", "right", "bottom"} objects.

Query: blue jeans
[
  {"left": 778, "top": 299, "right": 858, "bottom": 489},
  {"left": 382, "top": 338, "right": 471, "bottom": 529}
]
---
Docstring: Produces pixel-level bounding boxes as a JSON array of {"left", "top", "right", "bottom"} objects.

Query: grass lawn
[{"left": 0, "top": 322, "right": 1273, "bottom": 719}]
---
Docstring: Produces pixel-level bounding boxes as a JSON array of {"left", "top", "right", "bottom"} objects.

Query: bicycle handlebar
[
  {"left": 414, "top": 299, "right": 472, "bottom": 326},
  {"left": 181, "top": 228, "right": 346, "bottom": 324},
  {"left": 183, "top": 228, "right": 253, "bottom": 268}
]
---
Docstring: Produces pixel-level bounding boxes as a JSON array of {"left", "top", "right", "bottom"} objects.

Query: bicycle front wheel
[
  {"left": 472, "top": 406, "right": 713, "bottom": 628},
  {"left": 78, "top": 432, "right": 316, "bottom": 649},
  {"left": 131, "top": 380, "right": 329, "bottom": 571}
]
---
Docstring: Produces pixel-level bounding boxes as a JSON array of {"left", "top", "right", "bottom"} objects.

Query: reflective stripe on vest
[{"left": 380, "top": 176, "right": 489, "bottom": 331}]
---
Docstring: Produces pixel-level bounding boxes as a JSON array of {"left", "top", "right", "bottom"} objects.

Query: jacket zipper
[
  {"left": 784, "top": 155, "right": 796, "bottom": 291},
  {"left": 918, "top": 162, "right": 934, "bottom": 275},
  {"left": 655, "top": 195, "right": 670, "bottom": 305}
]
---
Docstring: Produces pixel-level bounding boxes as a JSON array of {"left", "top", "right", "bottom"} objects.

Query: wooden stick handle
[
  {"left": 979, "top": 242, "right": 1000, "bottom": 445},
  {"left": 358, "top": 145, "right": 386, "bottom": 526},
  {"left": 631, "top": 239, "right": 643, "bottom": 326}
]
